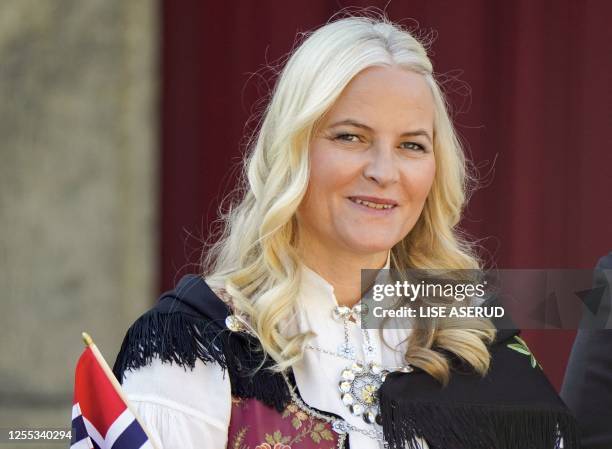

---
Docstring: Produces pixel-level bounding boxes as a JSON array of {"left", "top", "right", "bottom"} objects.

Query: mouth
[{"left": 347, "top": 196, "right": 398, "bottom": 211}]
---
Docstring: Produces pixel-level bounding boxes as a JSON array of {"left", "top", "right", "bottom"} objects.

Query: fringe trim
[
  {"left": 112, "top": 310, "right": 291, "bottom": 412},
  {"left": 223, "top": 325, "right": 292, "bottom": 412},
  {"left": 380, "top": 399, "right": 579, "bottom": 449}
]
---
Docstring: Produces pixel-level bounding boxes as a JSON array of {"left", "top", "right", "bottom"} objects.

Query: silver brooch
[
  {"left": 225, "top": 314, "right": 245, "bottom": 332},
  {"left": 332, "top": 304, "right": 362, "bottom": 324},
  {"left": 338, "top": 360, "right": 388, "bottom": 425}
]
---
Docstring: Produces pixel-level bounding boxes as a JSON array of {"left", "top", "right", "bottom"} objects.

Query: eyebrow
[{"left": 328, "top": 119, "right": 432, "bottom": 144}]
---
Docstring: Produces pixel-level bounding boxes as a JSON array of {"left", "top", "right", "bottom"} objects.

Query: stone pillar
[{"left": 0, "top": 0, "right": 158, "bottom": 440}]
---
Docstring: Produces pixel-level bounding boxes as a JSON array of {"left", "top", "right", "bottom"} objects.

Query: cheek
[
  {"left": 298, "top": 144, "right": 337, "bottom": 221},
  {"left": 399, "top": 158, "right": 436, "bottom": 199},
  {"left": 306, "top": 142, "right": 360, "bottom": 199}
]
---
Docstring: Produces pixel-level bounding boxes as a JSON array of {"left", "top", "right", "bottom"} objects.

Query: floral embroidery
[
  {"left": 281, "top": 402, "right": 334, "bottom": 444},
  {"left": 256, "top": 441, "right": 291, "bottom": 449},
  {"left": 263, "top": 430, "right": 291, "bottom": 447},
  {"left": 232, "top": 396, "right": 247, "bottom": 406},
  {"left": 507, "top": 335, "right": 542, "bottom": 369},
  {"left": 228, "top": 397, "right": 337, "bottom": 449},
  {"left": 231, "top": 426, "right": 249, "bottom": 449}
]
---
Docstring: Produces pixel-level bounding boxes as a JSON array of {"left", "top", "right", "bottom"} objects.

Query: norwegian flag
[{"left": 71, "top": 340, "right": 156, "bottom": 449}]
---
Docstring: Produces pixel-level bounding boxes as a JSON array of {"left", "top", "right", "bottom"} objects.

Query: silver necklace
[
  {"left": 305, "top": 304, "right": 413, "bottom": 426},
  {"left": 224, "top": 311, "right": 390, "bottom": 446},
  {"left": 280, "top": 369, "right": 389, "bottom": 448}
]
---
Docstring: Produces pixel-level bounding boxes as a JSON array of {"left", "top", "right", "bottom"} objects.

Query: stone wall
[{"left": 0, "top": 0, "right": 158, "bottom": 441}]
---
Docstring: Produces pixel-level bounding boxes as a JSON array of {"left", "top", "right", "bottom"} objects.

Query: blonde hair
[{"left": 202, "top": 12, "right": 495, "bottom": 384}]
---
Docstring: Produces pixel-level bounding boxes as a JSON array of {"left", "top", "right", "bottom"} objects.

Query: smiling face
[{"left": 296, "top": 65, "right": 436, "bottom": 258}]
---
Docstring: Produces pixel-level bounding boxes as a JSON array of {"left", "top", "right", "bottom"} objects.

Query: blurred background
[{"left": 1, "top": 0, "right": 611, "bottom": 441}]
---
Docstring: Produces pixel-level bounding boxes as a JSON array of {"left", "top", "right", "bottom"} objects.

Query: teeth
[{"left": 352, "top": 198, "right": 395, "bottom": 209}]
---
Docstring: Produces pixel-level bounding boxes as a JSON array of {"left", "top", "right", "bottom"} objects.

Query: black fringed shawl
[
  {"left": 112, "top": 274, "right": 291, "bottom": 413},
  {"left": 113, "top": 274, "right": 579, "bottom": 449}
]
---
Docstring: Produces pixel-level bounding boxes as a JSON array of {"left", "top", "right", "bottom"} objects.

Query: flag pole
[{"left": 81, "top": 332, "right": 160, "bottom": 449}]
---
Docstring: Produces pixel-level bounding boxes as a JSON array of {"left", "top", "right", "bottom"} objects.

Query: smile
[{"left": 348, "top": 197, "right": 397, "bottom": 210}]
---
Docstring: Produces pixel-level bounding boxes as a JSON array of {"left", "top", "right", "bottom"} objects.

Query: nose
[{"left": 362, "top": 142, "right": 400, "bottom": 186}]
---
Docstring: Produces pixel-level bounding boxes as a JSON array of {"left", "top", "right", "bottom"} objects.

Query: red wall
[{"left": 160, "top": 0, "right": 612, "bottom": 390}]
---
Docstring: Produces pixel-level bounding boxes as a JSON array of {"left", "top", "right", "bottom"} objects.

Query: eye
[
  {"left": 400, "top": 142, "right": 427, "bottom": 152},
  {"left": 334, "top": 133, "right": 362, "bottom": 143}
]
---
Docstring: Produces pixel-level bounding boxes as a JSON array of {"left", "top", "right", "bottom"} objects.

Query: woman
[{"left": 113, "top": 15, "right": 577, "bottom": 449}]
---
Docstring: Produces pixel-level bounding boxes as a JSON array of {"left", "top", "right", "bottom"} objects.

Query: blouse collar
[{"left": 298, "top": 249, "right": 391, "bottom": 310}]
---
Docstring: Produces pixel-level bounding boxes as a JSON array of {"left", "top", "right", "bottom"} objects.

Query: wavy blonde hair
[{"left": 202, "top": 13, "right": 495, "bottom": 384}]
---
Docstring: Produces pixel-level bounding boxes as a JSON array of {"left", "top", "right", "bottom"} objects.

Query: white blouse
[{"left": 122, "top": 251, "right": 429, "bottom": 449}]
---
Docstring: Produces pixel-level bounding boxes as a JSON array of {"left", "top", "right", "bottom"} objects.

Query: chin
[{"left": 341, "top": 235, "right": 395, "bottom": 256}]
